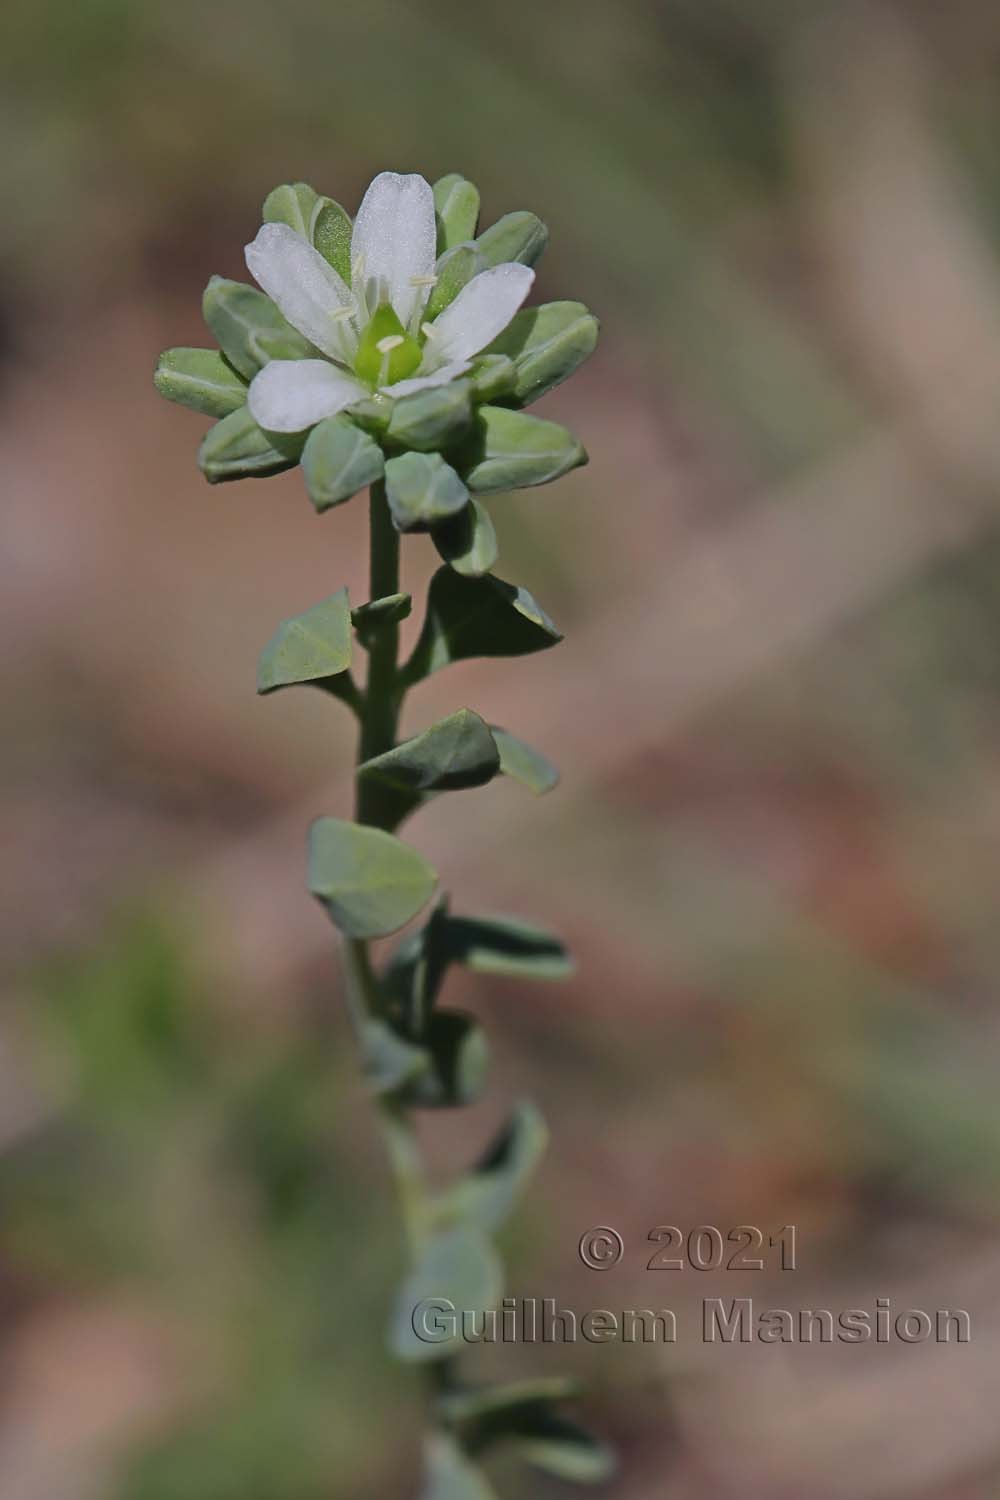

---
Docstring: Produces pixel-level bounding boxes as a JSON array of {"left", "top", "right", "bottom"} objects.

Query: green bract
[
  {"left": 385, "top": 452, "right": 469, "bottom": 532},
  {"left": 154, "top": 347, "right": 247, "bottom": 417},
  {"left": 198, "top": 406, "right": 303, "bottom": 483},
  {"left": 459, "top": 406, "right": 588, "bottom": 494},
  {"left": 154, "top": 168, "right": 604, "bottom": 1498},
  {"left": 302, "top": 415, "right": 384, "bottom": 512}
]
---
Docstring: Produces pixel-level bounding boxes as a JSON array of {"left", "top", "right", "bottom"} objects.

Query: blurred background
[{"left": 4, "top": 0, "right": 1000, "bottom": 1494}]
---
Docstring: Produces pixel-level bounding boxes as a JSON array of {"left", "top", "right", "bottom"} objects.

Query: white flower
[{"left": 243, "top": 172, "right": 534, "bottom": 433}]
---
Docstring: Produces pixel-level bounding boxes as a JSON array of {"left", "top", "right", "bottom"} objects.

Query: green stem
[
  {"left": 343, "top": 478, "right": 428, "bottom": 1245},
  {"left": 342, "top": 933, "right": 425, "bottom": 1249},
  {"left": 342, "top": 477, "right": 459, "bottom": 1431},
  {"left": 357, "top": 479, "right": 402, "bottom": 826}
]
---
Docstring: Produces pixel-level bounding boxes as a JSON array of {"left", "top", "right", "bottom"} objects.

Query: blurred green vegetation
[{"left": 6, "top": 912, "right": 406, "bottom": 1496}]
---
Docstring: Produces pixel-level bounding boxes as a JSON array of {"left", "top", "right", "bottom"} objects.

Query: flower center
[{"left": 354, "top": 304, "right": 423, "bottom": 387}]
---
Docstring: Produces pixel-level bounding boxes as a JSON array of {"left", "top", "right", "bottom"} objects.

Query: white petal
[
  {"left": 427, "top": 263, "right": 534, "bottom": 365},
  {"left": 245, "top": 223, "right": 356, "bottom": 362},
  {"left": 384, "top": 360, "right": 472, "bottom": 398},
  {"left": 247, "top": 360, "right": 367, "bottom": 433},
  {"left": 351, "top": 172, "right": 436, "bottom": 329}
]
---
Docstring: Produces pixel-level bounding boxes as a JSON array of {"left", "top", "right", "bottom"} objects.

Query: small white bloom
[{"left": 244, "top": 171, "right": 534, "bottom": 433}]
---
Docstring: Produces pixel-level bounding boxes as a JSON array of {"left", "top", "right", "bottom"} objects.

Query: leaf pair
[
  {"left": 443, "top": 1379, "right": 616, "bottom": 1486},
  {"left": 360, "top": 1004, "right": 489, "bottom": 1110},
  {"left": 355, "top": 887, "right": 573, "bottom": 1107},
  {"left": 384, "top": 903, "right": 572, "bottom": 1040},
  {"left": 375, "top": 902, "right": 571, "bottom": 1110},
  {"left": 262, "top": 180, "right": 352, "bottom": 282},
  {"left": 306, "top": 822, "right": 568, "bottom": 989},
  {"left": 357, "top": 709, "right": 557, "bottom": 830},
  {"left": 420, "top": 1423, "right": 613, "bottom": 1498},
  {"left": 257, "top": 569, "right": 564, "bottom": 706}
]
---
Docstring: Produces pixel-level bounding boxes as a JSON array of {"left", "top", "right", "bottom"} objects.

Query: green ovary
[{"left": 354, "top": 304, "right": 423, "bottom": 387}]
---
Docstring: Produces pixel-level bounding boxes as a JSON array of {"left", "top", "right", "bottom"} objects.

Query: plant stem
[
  {"left": 344, "top": 477, "right": 427, "bottom": 1244},
  {"left": 358, "top": 478, "right": 401, "bottom": 825},
  {"left": 342, "top": 477, "right": 461, "bottom": 1433},
  {"left": 342, "top": 934, "right": 425, "bottom": 1249}
]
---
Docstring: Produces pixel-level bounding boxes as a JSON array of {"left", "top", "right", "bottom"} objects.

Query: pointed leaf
[
  {"left": 392, "top": 1226, "right": 502, "bottom": 1362},
  {"left": 444, "top": 914, "right": 573, "bottom": 979},
  {"left": 404, "top": 569, "right": 561, "bottom": 682},
  {"left": 459, "top": 406, "right": 587, "bottom": 495},
  {"left": 385, "top": 380, "right": 473, "bottom": 453},
  {"left": 434, "top": 175, "right": 481, "bottom": 254},
  {"left": 437, "top": 1101, "right": 549, "bottom": 1233},
  {"left": 257, "top": 588, "right": 353, "bottom": 695},
  {"left": 432, "top": 499, "right": 498, "bottom": 579},
  {"left": 421, "top": 1435, "right": 498, "bottom": 1500},
  {"left": 308, "top": 818, "right": 437, "bottom": 939},
  {"left": 311, "top": 198, "right": 353, "bottom": 281},
  {"left": 359, "top": 709, "right": 500, "bottom": 795},
  {"left": 401, "top": 1010, "right": 490, "bottom": 1108},
  {"left": 427, "top": 245, "right": 482, "bottom": 320},
  {"left": 491, "top": 728, "right": 559, "bottom": 795},
  {"left": 512, "top": 1416, "right": 616, "bottom": 1484},
  {"left": 198, "top": 406, "right": 302, "bottom": 483},
  {"left": 262, "top": 181, "right": 320, "bottom": 236},
  {"left": 385, "top": 453, "right": 469, "bottom": 532},
  {"left": 154, "top": 347, "right": 247, "bottom": 417},
  {"left": 302, "top": 413, "right": 384, "bottom": 513},
  {"left": 202, "top": 276, "right": 315, "bottom": 380},
  {"left": 476, "top": 212, "right": 548, "bottom": 270},
  {"left": 485, "top": 301, "right": 599, "bottom": 406}
]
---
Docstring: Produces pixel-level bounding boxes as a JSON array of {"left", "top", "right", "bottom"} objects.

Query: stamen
[
  {"left": 409, "top": 274, "right": 438, "bottom": 288},
  {"left": 330, "top": 307, "right": 355, "bottom": 322},
  {"left": 352, "top": 253, "right": 366, "bottom": 284},
  {"left": 421, "top": 322, "right": 437, "bottom": 340},
  {"left": 376, "top": 334, "right": 405, "bottom": 354}
]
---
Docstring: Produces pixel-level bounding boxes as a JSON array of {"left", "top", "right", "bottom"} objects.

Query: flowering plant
[{"left": 155, "top": 169, "right": 609, "bottom": 1497}]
